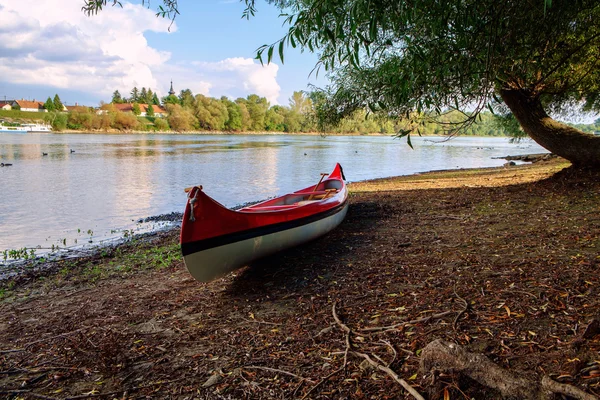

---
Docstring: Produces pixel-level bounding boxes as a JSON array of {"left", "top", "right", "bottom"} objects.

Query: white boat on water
[
  {"left": 0, "top": 123, "right": 52, "bottom": 133},
  {"left": 22, "top": 123, "right": 52, "bottom": 133},
  {"left": 0, "top": 126, "right": 27, "bottom": 133}
]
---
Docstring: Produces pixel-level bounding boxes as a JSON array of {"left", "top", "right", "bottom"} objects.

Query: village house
[
  {"left": 65, "top": 103, "right": 90, "bottom": 113},
  {"left": 107, "top": 103, "right": 168, "bottom": 118},
  {"left": 0, "top": 100, "right": 13, "bottom": 110},
  {"left": 11, "top": 100, "right": 47, "bottom": 112}
]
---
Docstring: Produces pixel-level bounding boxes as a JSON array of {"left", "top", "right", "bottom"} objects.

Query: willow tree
[{"left": 83, "top": 0, "right": 600, "bottom": 166}]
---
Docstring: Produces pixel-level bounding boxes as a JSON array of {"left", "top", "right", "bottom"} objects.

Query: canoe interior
[{"left": 239, "top": 179, "right": 344, "bottom": 212}]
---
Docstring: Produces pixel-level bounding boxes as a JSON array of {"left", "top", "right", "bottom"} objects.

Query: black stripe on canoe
[{"left": 181, "top": 199, "right": 348, "bottom": 256}]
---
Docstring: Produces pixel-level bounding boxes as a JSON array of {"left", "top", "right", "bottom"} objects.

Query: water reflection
[{"left": 0, "top": 133, "right": 547, "bottom": 255}]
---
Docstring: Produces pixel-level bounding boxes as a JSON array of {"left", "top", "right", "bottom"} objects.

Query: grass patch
[
  {"left": 0, "top": 231, "right": 182, "bottom": 301},
  {"left": 0, "top": 109, "right": 48, "bottom": 122}
]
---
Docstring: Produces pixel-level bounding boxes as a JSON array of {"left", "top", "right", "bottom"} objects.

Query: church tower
[{"left": 168, "top": 80, "right": 176, "bottom": 96}]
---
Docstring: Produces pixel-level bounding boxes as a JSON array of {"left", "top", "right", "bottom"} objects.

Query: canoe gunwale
[{"left": 181, "top": 196, "right": 348, "bottom": 256}]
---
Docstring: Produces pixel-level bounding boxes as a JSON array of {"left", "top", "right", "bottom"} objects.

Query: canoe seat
[
  {"left": 297, "top": 190, "right": 329, "bottom": 195},
  {"left": 296, "top": 189, "right": 339, "bottom": 204},
  {"left": 296, "top": 200, "right": 320, "bottom": 206},
  {"left": 308, "top": 188, "right": 338, "bottom": 199}
]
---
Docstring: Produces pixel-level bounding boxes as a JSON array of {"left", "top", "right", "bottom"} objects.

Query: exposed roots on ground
[{"left": 421, "top": 339, "right": 598, "bottom": 400}]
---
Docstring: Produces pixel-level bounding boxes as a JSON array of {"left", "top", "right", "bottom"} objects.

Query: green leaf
[
  {"left": 278, "top": 41, "right": 285, "bottom": 64},
  {"left": 406, "top": 133, "right": 414, "bottom": 149},
  {"left": 267, "top": 46, "right": 274, "bottom": 64},
  {"left": 369, "top": 17, "right": 377, "bottom": 41}
]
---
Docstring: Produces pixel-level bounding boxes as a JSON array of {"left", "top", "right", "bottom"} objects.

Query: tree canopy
[
  {"left": 252, "top": 0, "right": 600, "bottom": 165},
  {"left": 53, "top": 94, "right": 63, "bottom": 112},
  {"left": 44, "top": 97, "right": 55, "bottom": 112},
  {"left": 83, "top": 0, "right": 600, "bottom": 165}
]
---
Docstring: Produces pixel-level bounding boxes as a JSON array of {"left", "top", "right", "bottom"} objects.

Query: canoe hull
[
  {"left": 182, "top": 201, "right": 347, "bottom": 282},
  {"left": 180, "top": 163, "right": 348, "bottom": 282}
]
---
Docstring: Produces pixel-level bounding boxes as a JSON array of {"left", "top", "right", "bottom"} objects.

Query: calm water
[{"left": 0, "top": 133, "right": 546, "bottom": 255}]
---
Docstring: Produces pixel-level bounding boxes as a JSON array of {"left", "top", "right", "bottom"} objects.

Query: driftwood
[{"left": 420, "top": 339, "right": 598, "bottom": 400}]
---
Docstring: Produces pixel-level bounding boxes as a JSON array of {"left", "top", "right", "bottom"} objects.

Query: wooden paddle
[{"left": 308, "top": 173, "right": 329, "bottom": 200}]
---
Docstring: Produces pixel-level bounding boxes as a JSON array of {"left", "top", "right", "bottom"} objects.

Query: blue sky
[{"left": 0, "top": 0, "right": 327, "bottom": 107}]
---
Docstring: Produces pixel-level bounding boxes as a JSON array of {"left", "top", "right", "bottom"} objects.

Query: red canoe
[{"left": 180, "top": 163, "right": 349, "bottom": 282}]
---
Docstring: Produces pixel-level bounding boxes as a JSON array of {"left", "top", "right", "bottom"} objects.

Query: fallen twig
[
  {"left": 453, "top": 287, "right": 469, "bottom": 331},
  {"left": 352, "top": 351, "right": 425, "bottom": 400},
  {"left": 244, "top": 365, "right": 306, "bottom": 381},
  {"left": 240, "top": 317, "right": 281, "bottom": 326},
  {"left": 357, "top": 310, "right": 454, "bottom": 333},
  {"left": 379, "top": 340, "right": 397, "bottom": 367}
]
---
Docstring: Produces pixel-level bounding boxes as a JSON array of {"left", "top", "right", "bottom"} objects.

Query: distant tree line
[
  {"left": 17, "top": 87, "right": 599, "bottom": 135},
  {"left": 101, "top": 86, "right": 518, "bottom": 135}
]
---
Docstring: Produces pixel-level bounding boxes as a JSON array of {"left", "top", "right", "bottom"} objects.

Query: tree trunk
[{"left": 500, "top": 88, "right": 600, "bottom": 168}]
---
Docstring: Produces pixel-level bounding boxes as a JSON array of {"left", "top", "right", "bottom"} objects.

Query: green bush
[
  {"left": 113, "top": 111, "right": 139, "bottom": 130},
  {"left": 154, "top": 118, "right": 169, "bottom": 131},
  {"left": 51, "top": 113, "right": 68, "bottom": 131}
]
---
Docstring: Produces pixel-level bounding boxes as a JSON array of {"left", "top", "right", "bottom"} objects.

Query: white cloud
[
  {"left": 0, "top": 0, "right": 172, "bottom": 102},
  {"left": 182, "top": 58, "right": 281, "bottom": 104},
  {"left": 0, "top": 0, "right": 282, "bottom": 105}
]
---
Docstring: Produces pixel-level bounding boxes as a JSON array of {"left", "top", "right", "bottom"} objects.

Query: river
[{"left": 0, "top": 133, "right": 546, "bottom": 257}]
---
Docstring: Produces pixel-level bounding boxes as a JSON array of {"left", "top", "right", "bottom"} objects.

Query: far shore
[
  {"left": 56, "top": 129, "right": 398, "bottom": 136},
  {"left": 58, "top": 129, "right": 370, "bottom": 135}
]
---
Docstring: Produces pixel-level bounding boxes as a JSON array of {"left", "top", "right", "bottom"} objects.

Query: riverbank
[
  {"left": 1, "top": 158, "right": 599, "bottom": 399},
  {"left": 57, "top": 129, "right": 383, "bottom": 136}
]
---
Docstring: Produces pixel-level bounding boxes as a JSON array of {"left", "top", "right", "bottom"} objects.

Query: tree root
[
  {"left": 420, "top": 339, "right": 598, "bottom": 400},
  {"left": 329, "top": 302, "right": 425, "bottom": 400}
]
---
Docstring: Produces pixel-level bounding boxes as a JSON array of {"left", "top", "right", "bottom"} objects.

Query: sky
[{"left": 0, "top": 0, "right": 327, "bottom": 107}]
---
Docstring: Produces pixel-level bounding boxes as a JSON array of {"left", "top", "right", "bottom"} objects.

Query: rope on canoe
[
  {"left": 187, "top": 187, "right": 202, "bottom": 222},
  {"left": 189, "top": 196, "right": 197, "bottom": 222}
]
